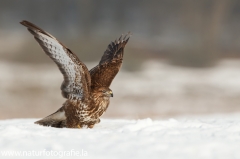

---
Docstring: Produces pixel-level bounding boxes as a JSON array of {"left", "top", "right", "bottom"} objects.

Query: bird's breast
[{"left": 90, "top": 95, "right": 110, "bottom": 116}]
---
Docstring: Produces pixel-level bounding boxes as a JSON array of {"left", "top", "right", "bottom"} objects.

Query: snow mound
[{"left": 0, "top": 114, "right": 240, "bottom": 159}]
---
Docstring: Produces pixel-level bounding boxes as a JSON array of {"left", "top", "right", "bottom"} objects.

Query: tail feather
[{"left": 35, "top": 107, "right": 66, "bottom": 128}]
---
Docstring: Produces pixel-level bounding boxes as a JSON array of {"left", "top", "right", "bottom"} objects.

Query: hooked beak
[{"left": 109, "top": 91, "right": 113, "bottom": 97}]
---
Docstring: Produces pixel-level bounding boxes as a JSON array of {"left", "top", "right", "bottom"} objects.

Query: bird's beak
[{"left": 109, "top": 91, "right": 113, "bottom": 97}]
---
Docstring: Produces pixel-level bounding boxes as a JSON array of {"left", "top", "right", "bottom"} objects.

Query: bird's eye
[{"left": 102, "top": 90, "right": 106, "bottom": 93}]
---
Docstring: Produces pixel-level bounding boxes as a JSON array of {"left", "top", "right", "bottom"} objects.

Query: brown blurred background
[{"left": 0, "top": 0, "right": 240, "bottom": 119}]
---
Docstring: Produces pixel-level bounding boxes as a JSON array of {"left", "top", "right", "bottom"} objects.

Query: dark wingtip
[
  {"left": 122, "top": 32, "right": 131, "bottom": 42},
  {"left": 20, "top": 20, "right": 27, "bottom": 24},
  {"left": 20, "top": 20, "right": 30, "bottom": 27},
  {"left": 20, "top": 20, "right": 44, "bottom": 33},
  {"left": 19, "top": 20, "right": 56, "bottom": 41}
]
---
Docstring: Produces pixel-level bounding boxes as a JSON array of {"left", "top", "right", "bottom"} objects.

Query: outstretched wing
[
  {"left": 90, "top": 33, "right": 131, "bottom": 88},
  {"left": 20, "top": 20, "right": 91, "bottom": 100}
]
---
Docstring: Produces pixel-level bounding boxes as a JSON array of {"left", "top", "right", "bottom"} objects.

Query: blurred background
[{"left": 0, "top": 0, "right": 240, "bottom": 119}]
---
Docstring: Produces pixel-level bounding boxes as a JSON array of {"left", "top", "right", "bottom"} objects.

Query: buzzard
[{"left": 20, "top": 20, "right": 130, "bottom": 128}]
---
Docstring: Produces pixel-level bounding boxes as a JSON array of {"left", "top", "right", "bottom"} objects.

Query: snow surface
[{"left": 1, "top": 114, "right": 240, "bottom": 159}]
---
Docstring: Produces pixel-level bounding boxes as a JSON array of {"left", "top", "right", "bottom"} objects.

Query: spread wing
[
  {"left": 20, "top": 20, "right": 91, "bottom": 100},
  {"left": 90, "top": 33, "right": 131, "bottom": 88}
]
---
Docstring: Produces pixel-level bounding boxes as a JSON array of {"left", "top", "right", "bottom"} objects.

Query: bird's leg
[{"left": 77, "top": 125, "right": 82, "bottom": 129}]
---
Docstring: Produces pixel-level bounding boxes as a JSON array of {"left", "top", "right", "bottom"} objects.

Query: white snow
[{"left": 1, "top": 114, "right": 240, "bottom": 159}]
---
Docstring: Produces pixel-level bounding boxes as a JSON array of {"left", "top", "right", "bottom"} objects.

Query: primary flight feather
[{"left": 20, "top": 20, "right": 130, "bottom": 128}]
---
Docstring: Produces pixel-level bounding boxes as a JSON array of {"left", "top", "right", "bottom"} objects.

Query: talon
[{"left": 77, "top": 125, "right": 81, "bottom": 128}]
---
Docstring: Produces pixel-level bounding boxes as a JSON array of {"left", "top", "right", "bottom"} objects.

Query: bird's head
[{"left": 95, "top": 87, "right": 113, "bottom": 98}]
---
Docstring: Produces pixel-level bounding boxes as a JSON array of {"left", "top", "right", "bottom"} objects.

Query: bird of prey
[{"left": 20, "top": 20, "right": 130, "bottom": 128}]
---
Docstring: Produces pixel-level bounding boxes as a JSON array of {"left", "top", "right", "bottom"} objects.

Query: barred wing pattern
[
  {"left": 20, "top": 21, "right": 91, "bottom": 100},
  {"left": 90, "top": 33, "right": 131, "bottom": 88}
]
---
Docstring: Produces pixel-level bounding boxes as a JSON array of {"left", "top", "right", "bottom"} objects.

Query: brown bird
[{"left": 20, "top": 20, "right": 130, "bottom": 128}]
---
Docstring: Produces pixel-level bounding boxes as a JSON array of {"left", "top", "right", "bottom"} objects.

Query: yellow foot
[{"left": 77, "top": 125, "right": 82, "bottom": 129}]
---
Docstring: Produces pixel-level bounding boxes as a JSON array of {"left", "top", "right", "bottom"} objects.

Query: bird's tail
[{"left": 34, "top": 107, "right": 66, "bottom": 128}]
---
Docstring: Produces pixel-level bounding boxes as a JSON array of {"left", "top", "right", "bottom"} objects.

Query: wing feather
[
  {"left": 90, "top": 33, "right": 131, "bottom": 88},
  {"left": 20, "top": 20, "right": 91, "bottom": 100}
]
